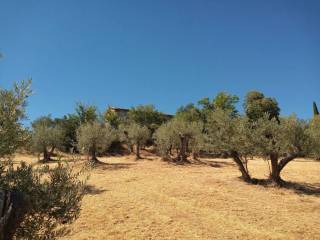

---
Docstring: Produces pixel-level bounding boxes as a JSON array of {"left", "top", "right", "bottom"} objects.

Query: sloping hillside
[{"left": 34, "top": 154, "right": 320, "bottom": 240}]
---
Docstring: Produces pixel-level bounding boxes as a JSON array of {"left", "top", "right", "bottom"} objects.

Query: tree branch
[{"left": 278, "top": 153, "right": 299, "bottom": 171}]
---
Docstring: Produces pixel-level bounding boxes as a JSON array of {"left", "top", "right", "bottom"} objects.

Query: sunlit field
[{"left": 14, "top": 152, "right": 320, "bottom": 240}]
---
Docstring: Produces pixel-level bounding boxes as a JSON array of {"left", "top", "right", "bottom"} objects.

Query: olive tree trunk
[
  {"left": 192, "top": 151, "right": 199, "bottom": 160},
  {"left": 136, "top": 142, "right": 141, "bottom": 160},
  {"left": 177, "top": 136, "right": 188, "bottom": 162},
  {"left": 269, "top": 153, "right": 299, "bottom": 185},
  {"left": 1, "top": 191, "right": 28, "bottom": 240},
  {"left": 89, "top": 144, "right": 98, "bottom": 163},
  {"left": 230, "top": 151, "right": 252, "bottom": 183},
  {"left": 43, "top": 147, "right": 51, "bottom": 162},
  {"left": 42, "top": 146, "right": 56, "bottom": 162}
]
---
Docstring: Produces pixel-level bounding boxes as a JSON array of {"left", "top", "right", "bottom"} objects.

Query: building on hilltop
[
  {"left": 108, "top": 106, "right": 174, "bottom": 120},
  {"left": 109, "top": 107, "right": 130, "bottom": 118}
]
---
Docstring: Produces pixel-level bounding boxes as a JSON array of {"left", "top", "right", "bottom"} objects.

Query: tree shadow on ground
[
  {"left": 30, "top": 157, "right": 84, "bottom": 167},
  {"left": 8, "top": 160, "right": 28, "bottom": 164},
  {"left": 281, "top": 181, "right": 320, "bottom": 196},
  {"left": 161, "top": 157, "right": 236, "bottom": 167},
  {"left": 93, "top": 161, "right": 137, "bottom": 171},
  {"left": 37, "top": 158, "right": 62, "bottom": 164},
  {"left": 84, "top": 185, "right": 108, "bottom": 195},
  {"left": 29, "top": 158, "right": 62, "bottom": 167},
  {"left": 192, "top": 159, "right": 235, "bottom": 168},
  {"left": 163, "top": 158, "right": 193, "bottom": 166},
  {"left": 243, "top": 178, "right": 320, "bottom": 196},
  {"left": 137, "top": 156, "right": 156, "bottom": 161}
]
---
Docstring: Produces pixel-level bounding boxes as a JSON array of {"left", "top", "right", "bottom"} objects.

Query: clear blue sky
[{"left": 1, "top": 0, "right": 319, "bottom": 121}]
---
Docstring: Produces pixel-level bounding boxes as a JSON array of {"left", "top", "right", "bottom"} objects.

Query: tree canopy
[
  {"left": 127, "top": 105, "right": 168, "bottom": 132},
  {"left": 119, "top": 122, "right": 150, "bottom": 159},
  {"left": 244, "top": 91, "right": 280, "bottom": 122},
  {"left": 154, "top": 117, "right": 204, "bottom": 162},
  {"left": 77, "top": 122, "right": 117, "bottom": 162},
  {"left": 75, "top": 103, "right": 98, "bottom": 124},
  {"left": 31, "top": 116, "right": 65, "bottom": 162},
  {"left": 198, "top": 92, "right": 239, "bottom": 116},
  {"left": 205, "top": 110, "right": 255, "bottom": 182},
  {"left": 0, "top": 80, "right": 32, "bottom": 157}
]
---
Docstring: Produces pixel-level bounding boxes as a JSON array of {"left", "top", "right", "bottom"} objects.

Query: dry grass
[{"left": 13, "top": 153, "right": 320, "bottom": 240}]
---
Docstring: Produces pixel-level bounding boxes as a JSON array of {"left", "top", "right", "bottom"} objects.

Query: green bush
[{"left": 0, "top": 160, "right": 87, "bottom": 239}]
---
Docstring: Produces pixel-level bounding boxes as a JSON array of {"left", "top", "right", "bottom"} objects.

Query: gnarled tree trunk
[
  {"left": 42, "top": 146, "right": 56, "bottom": 162},
  {"left": 49, "top": 146, "right": 55, "bottom": 157},
  {"left": 136, "top": 142, "right": 141, "bottom": 160},
  {"left": 89, "top": 145, "right": 98, "bottom": 163},
  {"left": 270, "top": 153, "right": 282, "bottom": 184},
  {"left": 43, "top": 148, "right": 50, "bottom": 162},
  {"left": 230, "top": 151, "right": 252, "bottom": 183},
  {"left": 177, "top": 136, "right": 188, "bottom": 162},
  {"left": 0, "top": 190, "right": 28, "bottom": 240},
  {"left": 269, "top": 153, "right": 299, "bottom": 185}
]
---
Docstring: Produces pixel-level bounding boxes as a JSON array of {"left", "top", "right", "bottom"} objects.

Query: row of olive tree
[
  {"left": 26, "top": 88, "right": 320, "bottom": 184},
  {"left": 205, "top": 110, "right": 311, "bottom": 184},
  {"left": 30, "top": 104, "right": 167, "bottom": 163},
  {"left": 154, "top": 91, "right": 320, "bottom": 185}
]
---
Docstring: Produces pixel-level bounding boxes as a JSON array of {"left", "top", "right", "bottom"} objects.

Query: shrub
[{"left": 0, "top": 160, "right": 87, "bottom": 239}]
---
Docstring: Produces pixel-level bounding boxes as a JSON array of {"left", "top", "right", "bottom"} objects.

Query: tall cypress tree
[{"left": 313, "top": 102, "right": 319, "bottom": 117}]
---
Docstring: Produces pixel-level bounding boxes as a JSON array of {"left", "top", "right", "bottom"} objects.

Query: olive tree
[
  {"left": 206, "top": 110, "right": 256, "bottom": 182},
  {"left": 51, "top": 103, "right": 98, "bottom": 154},
  {"left": 251, "top": 115, "right": 310, "bottom": 184},
  {"left": 189, "top": 127, "right": 206, "bottom": 160},
  {"left": 77, "top": 122, "right": 117, "bottom": 163},
  {"left": 0, "top": 80, "right": 32, "bottom": 157},
  {"left": 153, "top": 122, "right": 179, "bottom": 160},
  {"left": 120, "top": 123, "right": 150, "bottom": 159},
  {"left": 154, "top": 118, "right": 203, "bottom": 162},
  {"left": 31, "top": 116, "right": 65, "bottom": 162},
  {"left": 54, "top": 114, "right": 80, "bottom": 153}
]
